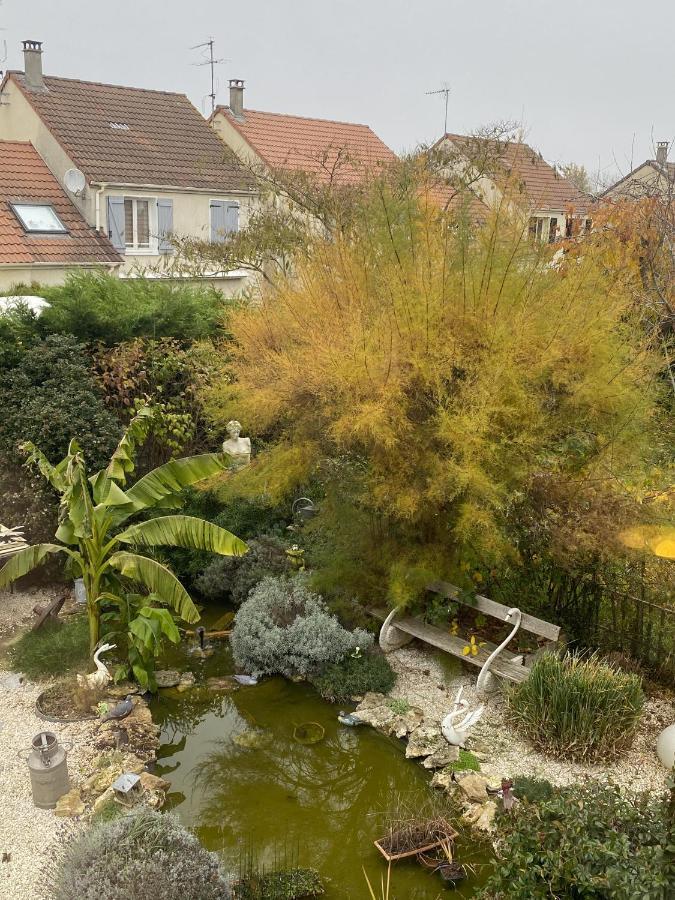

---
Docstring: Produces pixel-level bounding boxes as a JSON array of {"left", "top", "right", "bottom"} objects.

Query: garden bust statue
[{"left": 222, "top": 420, "right": 251, "bottom": 469}]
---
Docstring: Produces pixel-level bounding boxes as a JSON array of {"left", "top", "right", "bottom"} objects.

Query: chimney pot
[
  {"left": 22, "top": 39, "right": 45, "bottom": 90},
  {"left": 656, "top": 141, "right": 668, "bottom": 167},
  {"left": 229, "top": 79, "right": 245, "bottom": 120}
]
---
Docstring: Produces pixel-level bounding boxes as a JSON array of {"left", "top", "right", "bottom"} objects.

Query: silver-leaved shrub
[{"left": 231, "top": 575, "right": 373, "bottom": 677}]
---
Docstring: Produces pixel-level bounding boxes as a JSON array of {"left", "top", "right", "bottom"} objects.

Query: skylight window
[
  {"left": 11, "top": 203, "right": 67, "bottom": 234},
  {"left": 109, "top": 122, "right": 130, "bottom": 130}
]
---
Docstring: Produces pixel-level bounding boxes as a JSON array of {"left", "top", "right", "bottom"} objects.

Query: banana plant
[{"left": 0, "top": 406, "right": 247, "bottom": 652}]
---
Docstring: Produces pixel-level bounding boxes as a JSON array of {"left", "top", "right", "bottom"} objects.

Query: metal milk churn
[{"left": 19, "top": 731, "right": 71, "bottom": 809}]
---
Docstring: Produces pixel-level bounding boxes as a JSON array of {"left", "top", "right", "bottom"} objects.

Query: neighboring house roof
[
  {"left": 214, "top": 106, "right": 397, "bottom": 184},
  {"left": 0, "top": 140, "right": 121, "bottom": 267},
  {"left": 6, "top": 72, "right": 255, "bottom": 192},
  {"left": 600, "top": 158, "right": 675, "bottom": 198},
  {"left": 437, "top": 134, "right": 589, "bottom": 213}
]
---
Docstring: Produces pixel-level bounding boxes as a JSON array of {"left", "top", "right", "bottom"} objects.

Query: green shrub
[
  {"left": 231, "top": 576, "right": 373, "bottom": 678},
  {"left": 236, "top": 867, "right": 324, "bottom": 899},
  {"left": 8, "top": 615, "right": 89, "bottom": 678},
  {"left": 47, "top": 808, "right": 232, "bottom": 900},
  {"left": 0, "top": 333, "right": 120, "bottom": 470},
  {"left": 311, "top": 650, "right": 395, "bottom": 702},
  {"left": 196, "top": 534, "right": 290, "bottom": 604},
  {"left": 479, "top": 782, "right": 671, "bottom": 899},
  {"left": 508, "top": 652, "right": 644, "bottom": 761},
  {"left": 39, "top": 270, "right": 226, "bottom": 344},
  {"left": 0, "top": 303, "right": 42, "bottom": 367},
  {"left": 509, "top": 774, "right": 554, "bottom": 804}
]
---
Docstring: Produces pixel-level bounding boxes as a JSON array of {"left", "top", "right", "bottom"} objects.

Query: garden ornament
[
  {"left": 441, "top": 686, "right": 485, "bottom": 747},
  {"left": 98, "top": 695, "right": 134, "bottom": 725},
  {"left": 233, "top": 674, "right": 258, "bottom": 686},
  {"left": 222, "top": 420, "right": 251, "bottom": 469},
  {"left": 76, "top": 642, "right": 116, "bottom": 690},
  {"left": 475, "top": 607, "right": 522, "bottom": 695},
  {"left": 337, "top": 711, "right": 363, "bottom": 727},
  {"left": 656, "top": 723, "right": 675, "bottom": 769},
  {"left": 378, "top": 607, "right": 414, "bottom": 653},
  {"left": 500, "top": 778, "right": 516, "bottom": 812}
]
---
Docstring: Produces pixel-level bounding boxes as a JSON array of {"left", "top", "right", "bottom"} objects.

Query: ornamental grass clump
[
  {"left": 508, "top": 651, "right": 644, "bottom": 761},
  {"left": 231, "top": 575, "right": 372, "bottom": 678}
]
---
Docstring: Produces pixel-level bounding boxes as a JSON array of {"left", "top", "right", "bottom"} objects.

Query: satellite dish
[{"left": 64, "top": 168, "right": 86, "bottom": 196}]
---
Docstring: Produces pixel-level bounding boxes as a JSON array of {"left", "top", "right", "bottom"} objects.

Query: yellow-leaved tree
[{"left": 203, "top": 162, "right": 668, "bottom": 604}]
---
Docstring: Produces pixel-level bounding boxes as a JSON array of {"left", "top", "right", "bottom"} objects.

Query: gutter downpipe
[{"left": 94, "top": 183, "right": 108, "bottom": 233}]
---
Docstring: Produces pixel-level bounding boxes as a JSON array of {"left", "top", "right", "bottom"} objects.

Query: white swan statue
[
  {"left": 475, "top": 608, "right": 522, "bottom": 695},
  {"left": 441, "top": 686, "right": 485, "bottom": 747},
  {"left": 378, "top": 607, "right": 414, "bottom": 653},
  {"left": 77, "top": 642, "right": 117, "bottom": 690}
]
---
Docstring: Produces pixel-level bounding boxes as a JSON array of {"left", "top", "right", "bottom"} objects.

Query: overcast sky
[{"left": 2, "top": 0, "right": 673, "bottom": 183}]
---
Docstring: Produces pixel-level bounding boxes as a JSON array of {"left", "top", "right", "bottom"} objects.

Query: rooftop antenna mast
[
  {"left": 191, "top": 38, "right": 226, "bottom": 115},
  {"left": 426, "top": 83, "right": 451, "bottom": 136}
]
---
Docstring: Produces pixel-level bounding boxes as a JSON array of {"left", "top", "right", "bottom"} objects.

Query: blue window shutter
[
  {"left": 107, "top": 196, "right": 125, "bottom": 251},
  {"left": 157, "top": 199, "right": 174, "bottom": 254},
  {"left": 210, "top": 200, "right": 226, "bottom": 243},
  {"left": 225, "top": 202, "right": 240, "bottom": 234}
]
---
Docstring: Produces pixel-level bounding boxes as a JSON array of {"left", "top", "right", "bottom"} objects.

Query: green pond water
[{"left": 151, "top": 615, "right": 493, "bottom": 899}]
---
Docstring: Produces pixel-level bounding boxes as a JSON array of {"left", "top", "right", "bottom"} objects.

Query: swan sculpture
[
  {"left": 475, "top": 608, "right": 522, "bottom": 695},
  {"left": 441, "top": 687, "right": 485, "bottom": 747},
  {"left": 77, "top": 642, "right": 116, "bottom": 690}
]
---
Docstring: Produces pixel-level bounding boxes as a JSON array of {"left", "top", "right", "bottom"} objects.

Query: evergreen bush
[
  {"left": 231, "top": 575, "right": 373, "bottom": 677},
  {"left": 508, "top": 652, "right": 644, "bottom": 761},
  {"left": 479, "top": 782, "right": 672, "bottom": 899},
  {"left": 47, "top": 808, "right": 232, "bottom": 900},
  {"left": 196, "top": 534, "right": 290, "bottom": 604},
  {"left": 310, "top": 650, "right": 395, "bottom": 702}
]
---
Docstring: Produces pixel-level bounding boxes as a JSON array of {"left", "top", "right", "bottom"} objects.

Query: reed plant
[{"left": 508, "top": 651, "right": 644, "bottom": 761}]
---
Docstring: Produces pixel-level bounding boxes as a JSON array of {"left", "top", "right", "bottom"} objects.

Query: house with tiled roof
[
  {"left": 601, "top": 141, "right": 674, "bottom": 200},
  {"left": 433, "top": 133, "right": 591, "bottom": 242},
  {"left": 0, "top": 41, "right": 257, "bottom": 292},
  {"left": 210, "top": 80, "right": 396, "bottom": 185},
  {"left": 0, "top": 140, "right": 121, "bottom": 290}
]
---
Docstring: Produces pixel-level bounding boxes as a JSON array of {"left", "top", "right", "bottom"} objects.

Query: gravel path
[
  {"left": 387, "top": 643, "right": 674, "bottom": 795},
  {"left": 0, "top": 589, "right": 98, "bottom": 900}
]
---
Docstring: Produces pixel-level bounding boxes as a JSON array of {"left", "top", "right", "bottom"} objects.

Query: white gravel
[
  {"left": 0, "top": 588, "right": 98, "bottom": 900},
  {"left": 386, "top": 643, "right": 674, "bottom": 795}
]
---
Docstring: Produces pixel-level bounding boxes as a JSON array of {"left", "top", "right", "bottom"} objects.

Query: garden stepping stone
[{"left": 155, "top": 670, "right": 181, "bottom": 689}]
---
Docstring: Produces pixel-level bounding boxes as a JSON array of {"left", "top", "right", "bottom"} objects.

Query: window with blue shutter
[
  {"left": 107, "top": 196, "right": 125, "bottom": 252},
  {"left": 157, "top": 199, "right": 174, "bottom": 254},
  {"left": 210, "top": 200, "right": 239, "bottom": 243}
]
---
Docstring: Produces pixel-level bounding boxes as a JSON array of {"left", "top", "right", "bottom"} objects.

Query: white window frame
[{"left": 121, "top": 196, "right": 157, "bottom": 254}]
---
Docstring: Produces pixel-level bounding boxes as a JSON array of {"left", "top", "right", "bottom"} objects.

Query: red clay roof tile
[
  {"left": 216, "top": 106, "right": 397, "bottom": 185},
  {"left": 0, "top": 140, "right": 121, "bottom": 266}
]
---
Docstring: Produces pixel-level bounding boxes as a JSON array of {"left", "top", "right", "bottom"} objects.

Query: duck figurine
[
  {"left": 76, "top": 642, "right": 116, "bottom": 690},
  {"left": 441, "top": 686, "right": 485, "bottom": 747}
]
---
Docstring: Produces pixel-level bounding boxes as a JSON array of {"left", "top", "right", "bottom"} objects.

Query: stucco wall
[
  {"left": 0, "top": 264, "right": 91, "bottom": 291},
  {"left": 604, "top": 162, "right": 672, "bottom": 199}
]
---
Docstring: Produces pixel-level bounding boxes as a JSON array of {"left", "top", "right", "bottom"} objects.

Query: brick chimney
[
  {"left": 229, "top": 79, "right": 245, "bottom": 120},
  {"left": 23, "top": 40, "right": 45, "bottom": 90},
  {"left": 656, "top": 141, "right": 668, "bottom": 167}
]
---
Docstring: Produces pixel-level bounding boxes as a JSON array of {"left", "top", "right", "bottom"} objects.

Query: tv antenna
[
  {"left": 426, "top": 83, "right": 451, "bottom": 136},
  {"left": 191, "top": 38, "right": 227, "bottom": 115}
]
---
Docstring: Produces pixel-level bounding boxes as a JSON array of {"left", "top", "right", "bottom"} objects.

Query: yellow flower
[{"left": 462, "top": 635, "right": 486, "bottom": 656}]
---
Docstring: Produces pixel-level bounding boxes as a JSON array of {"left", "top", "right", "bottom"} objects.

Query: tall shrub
[
  {"left": 507, "top": 652, "right": 644, "bottom": 761},
  {"left": 202, "top": 167, "right": 666, "bottom": 601}
]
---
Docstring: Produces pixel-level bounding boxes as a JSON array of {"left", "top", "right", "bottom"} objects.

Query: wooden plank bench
[{"left": 373, "top": 580, "right": 561, "bottom": 685}]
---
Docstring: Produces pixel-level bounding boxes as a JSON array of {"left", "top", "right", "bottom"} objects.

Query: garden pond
[{"left": 151, "top": 610, "right": 493, "bottom": 898}]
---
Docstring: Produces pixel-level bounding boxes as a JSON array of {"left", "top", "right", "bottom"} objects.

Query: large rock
[
  {"left": 155, "top": 670, "right": 181, "bottom": 689},
  {"left": 462, "top": 799, "right": 497, "bottom": 832},
  {"left": 139, "top": 771, "right": 170, "bottom": 793},
  {"left": 176, "top": 672, "right": 196, "bottom": 693},
  {"left": 430, "top": 768, "right": 455, "bottom": 791},
  {"left": 54, "top": 788, "right": 84, "bottom": 818},
  {"left": 206, "top": 676, "right": 239, "bottom": 692},
  {"left": 405, "top": 724, "right": 446, "bottom": 759},
  {"left": 353, "top": 693, "right": 423, "bottom": 738},
  {"left": 456, "top": 773, "right": 491, "bottom": 804},
  {"left": 422, "top": 744, "right": 460, "bottom": 769}
]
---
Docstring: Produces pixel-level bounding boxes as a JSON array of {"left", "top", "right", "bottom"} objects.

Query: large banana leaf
[
  {"left": 0, "top": 544, "right": 70, "bottom": 589},
  {"left": 120, "top": 454, "right": 229, "bottom": 515},
  {"left": 107, "top": 551, "right": 200, "bottom": 623},
  {"left": 106, "top": 406, "right": 155, "bottom": 484},
  {"left": 117, "top": 516, "right": 247, "bottom": 556},
  {"left": 20, "top": 442, "right": 67, "bottom": 493}
]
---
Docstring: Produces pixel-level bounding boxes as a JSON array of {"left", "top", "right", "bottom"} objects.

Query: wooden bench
[{"left": 374, "top": 580, "right": 560, "bottom": 685}]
